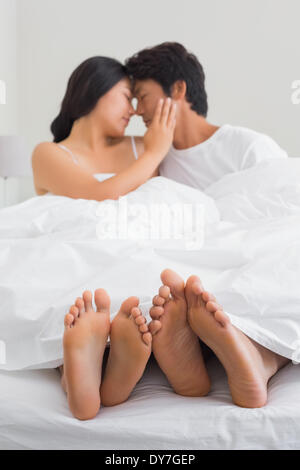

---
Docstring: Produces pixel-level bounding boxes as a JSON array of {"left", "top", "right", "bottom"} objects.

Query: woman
[
  {"left": 31, "top": 56, "right": 177, "bottom": 420},
  {"left": 32, "top": 56, "right": 177, "bottom": 201}
]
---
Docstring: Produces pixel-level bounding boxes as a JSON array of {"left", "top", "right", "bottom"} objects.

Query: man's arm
[{"left": 242, "top": 135, "right": 288, "bottom": 169}]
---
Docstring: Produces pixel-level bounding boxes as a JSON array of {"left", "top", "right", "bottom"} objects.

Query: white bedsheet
[
  {"left": 0, "top": 160, "right": 300, "bottom": 370},
  {"left": 0, "top": 355, "right": 299, "bottom": 450}
]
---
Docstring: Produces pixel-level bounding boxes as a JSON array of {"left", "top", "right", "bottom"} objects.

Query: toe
[
  {"left": 149, "top": 306, "right": 164, "bottom": 319},
  {"left": 158, "top": 285, "right": 171, "bottom": 300},
  {"left": 69, "top": 305, "right": 79, "bottom": 319},
  {"left": 139, "top": 323, "right": 149, "bottom": 333},
  {"left": 149, "top": 320, "right": 162, "bottom": 336},
  {"left": 94, "top": 288, "right": 110, "bottom": 313},
  {"left": 206, "top": 301, "right": 221, "bottom": 313},
  {"left": 131, "top": 307, "right": 141, "bottom": 319},
  {"left": 185, "top": 274, "right": 203, "bottom": 294},
  {"left": 214, "top": 309, "right": 230, "bottom": 327},
  {"left": 64, "top": 313, "right": 74, "bottom": 328},
  {"left": 202, "top": 291, "right": 216, "bottom": 303},
  {"left": 185, "top": 275, "right": 205, "bottom": 308},
  {"left": 82, "top": 290, "right": 93, "bottom": 311},
  {"left": 152, "top": 295, "right": 166, "bottom": 306},
  {"left": 192, "top": 281, "right": 204, "bottom": 296},
  {"left": 75, "top": 298, "right": 85, "bottom": 316},
  {"left": 135, "top": 315, "right": 146, "bottom": 326},
  {"left": 160, "top": 269, "right": 185, "bottom": 301},
  {"left": 119, "top": 296, "right": 139, "bottom": 317},
  {"left": 142, "top": 332, "right": 152, "bottom": 346}
]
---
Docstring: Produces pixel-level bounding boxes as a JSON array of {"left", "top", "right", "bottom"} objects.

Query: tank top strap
[
  {"left": 57, "top": 144, "right": 79, "bottom": 165},
  {"left": 131, "top": 136, "right": 138, "bottom": 160}
]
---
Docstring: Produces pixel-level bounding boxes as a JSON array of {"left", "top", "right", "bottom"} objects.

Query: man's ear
[{"left": 171, "top": 80, "right": 187, "bottom": 100}]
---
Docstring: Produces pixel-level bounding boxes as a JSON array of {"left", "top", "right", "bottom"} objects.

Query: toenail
[{"left": 192, "top": 283, "right": 203, "bottom": 295}]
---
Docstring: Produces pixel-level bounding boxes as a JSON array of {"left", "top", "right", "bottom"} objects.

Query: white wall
[
  {"left": 0, "top": 0, "right": 31, "bottom": 208},
  {"left": 16, "top": 0, "right": 300, "bottom": 157},
  {"left": 0, "top": 0, "right": 17, "bottom": 134}
]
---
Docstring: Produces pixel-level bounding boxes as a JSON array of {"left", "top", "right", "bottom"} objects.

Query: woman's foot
[
  {"left": 100, "top": 297, "right": 152, "bottom": 407},
  {"left": 62, "top": 289, "right": 111, "bottom": 420},
  {"left": 186, "top": 275, "right": 290, "bottom": 408},
  {"left": 148, "top": 269, "right": 210, "bottom": 397}
]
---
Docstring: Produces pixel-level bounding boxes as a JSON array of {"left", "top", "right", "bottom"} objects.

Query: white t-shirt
[{"left": 159, "top": 124, "right": 288, "bottom": 191}]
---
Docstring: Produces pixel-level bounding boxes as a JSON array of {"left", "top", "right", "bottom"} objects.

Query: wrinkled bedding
[
  {"left": 0, "top": 159, "right": 300, "bottom": 370},
  {"left": 1, "top": 355, "right": 299, "bottom": 450}
]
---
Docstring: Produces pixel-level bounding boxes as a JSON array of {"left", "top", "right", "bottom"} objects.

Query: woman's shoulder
[
  {"left": 31, "top": 142, "right": 76, "bottom": 183},
  {"left": 32, "top": 141, "right": 60, "bottom": 155},
  {"left": 32, "top": 141, "right": 67, "bottom": 163}
]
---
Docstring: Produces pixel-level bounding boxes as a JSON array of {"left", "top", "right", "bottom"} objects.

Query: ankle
[{"left": 252, "top": 340, "right": 285, "bottom": 380}]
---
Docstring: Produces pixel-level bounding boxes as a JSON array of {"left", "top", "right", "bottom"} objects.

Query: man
[
  {"left": 125, "top": 42, "right": 288, "bottom": 192},
  {"left": 124, "top": 43, "right": 290, "bottom": 408}
]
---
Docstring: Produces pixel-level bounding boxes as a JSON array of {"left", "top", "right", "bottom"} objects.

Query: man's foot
[
  {"left": 185, "top": 275, "right": 290, "bottom": 408},
  {"left": 148, "top": 269, "right": 210, "bottom": 397},
  {"left": 62, "top": 289, "right": 111, "bottom": 420},
  {"left": 100, "top": 297, "right": 152, "bottom": 406}
]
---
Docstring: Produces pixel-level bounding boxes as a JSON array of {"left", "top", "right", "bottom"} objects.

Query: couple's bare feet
[
  {"left": 62, "top": 269, "right": 290, "bottom": 419},
  {"left": 62, "top": 291, "right": 151, "bottom": 420},
  {"left": 149, "top": 269, "right": 290, "bottom": 408}
]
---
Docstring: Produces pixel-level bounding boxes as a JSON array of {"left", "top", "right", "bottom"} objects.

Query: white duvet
[{"left": 0, "top": 158, "right": 300, "bottom": 370}]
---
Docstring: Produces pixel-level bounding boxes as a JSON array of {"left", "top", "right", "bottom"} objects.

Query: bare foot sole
[
  {"left": 62, "top": 289, "right": 111, "bottom": 420},
  {"left": 186, "top": 275, "right": 289, "bottom": 408},
  {"left": 148, "top": 269, "right": 210, "bottom": 397},
  {"left": 100, "top": 297, "right": 152, "bottom": 407}
]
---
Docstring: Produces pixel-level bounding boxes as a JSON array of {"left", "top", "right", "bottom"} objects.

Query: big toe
[
  {"left": 119, "top": 296, "right": 140, "bottom": 317},
  {"left": 185, "top": 275, "right": 204, "bottom": 306},
  {"left": 94, "top": 288, "right": 111, "bottom": 313},
  {"left": 160, "top": 269, "right": 185, "bottom": 301}
]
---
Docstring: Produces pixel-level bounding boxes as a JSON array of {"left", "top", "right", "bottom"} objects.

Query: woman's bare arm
[
  {"left": 134, "top": 136, "right": 159, "bottom": 177},
  {"left": 32, "top": 143, "right": 161, "bottom": 200},
  {"left": 32, "top": 98, "right": 175, "bottom": 201}
]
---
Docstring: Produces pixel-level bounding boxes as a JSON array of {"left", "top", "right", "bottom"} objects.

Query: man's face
[{"left": 133, "top": 79, "right": 168, "bottom": 127}]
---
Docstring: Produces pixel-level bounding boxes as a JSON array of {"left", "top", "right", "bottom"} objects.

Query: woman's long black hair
[{"left": 50, "top": 56, "right": 128, "bottom": 143}]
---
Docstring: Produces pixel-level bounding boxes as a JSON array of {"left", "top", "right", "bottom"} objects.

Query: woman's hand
[{"left": 143, "top": 98, "right": 177, "bottom": 158}]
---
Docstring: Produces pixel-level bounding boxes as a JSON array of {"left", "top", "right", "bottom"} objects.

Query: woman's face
[{"left": 92, "top": 78, "right": 136, "bottom": 137}]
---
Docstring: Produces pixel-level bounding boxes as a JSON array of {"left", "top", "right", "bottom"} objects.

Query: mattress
[{"left": 0, "top": 354, "right": 299, "bottom": 450}]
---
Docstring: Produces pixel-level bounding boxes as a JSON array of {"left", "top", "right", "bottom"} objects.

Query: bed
[
  {"left": 0, "top": 354, "right": 299, "bottom": 450},
  {"left": 1, "top": 158, "right": 300, "bottom": 450}
]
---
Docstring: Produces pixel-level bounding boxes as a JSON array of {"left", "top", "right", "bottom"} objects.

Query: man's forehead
[
  {"left": 132, "top": 79, "right": 156, "bottom": 96},
  {"left": 132, "top": 82, "right": 146, "bottom": 96}
]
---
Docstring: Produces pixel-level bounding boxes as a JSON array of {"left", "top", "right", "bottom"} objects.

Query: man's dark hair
[{"left": 125, "top": 42, "right": 208, "bottom": 117}]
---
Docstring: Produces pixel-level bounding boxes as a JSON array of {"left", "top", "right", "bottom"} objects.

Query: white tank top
[{"left": 57, "top": 135, "right": 139, "bottom": 182}]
